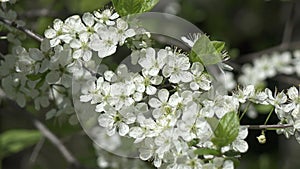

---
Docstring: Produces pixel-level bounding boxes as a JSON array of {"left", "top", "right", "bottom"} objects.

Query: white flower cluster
[
  {"left": 1, "top": 4, "right": 300, "bottom": 169},
  {"left": 233, "top": 85, "right": 300, "bottom": 142},
  {"left": 80, "top": 46, "right": 253, "bottom": 169},
  {"left": 80, "top": 43, "right": 300, "bottom": 168},
  {"left": 238, "top": 50, "right": 300, "bottom": 86},
  {"left": 44, "top": 9, "right": 136, "bottom": 60},
  {"left": 0, "top": 9, "right": 147, "bottom": 120}
]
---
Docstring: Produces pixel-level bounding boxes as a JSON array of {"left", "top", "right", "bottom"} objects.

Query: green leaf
[
  {"left": 194, "top": 148, "right": 221, "bottom": 156},
  {"left": 142, "top": 0, "right": 160, "bottom": 11},
  {"left": 0, "top": 130, "right": 42, "bottom": 157},
  {"left": 211, "top": 111, "right": 240, "bottom": 148},
  {"left": 112, "top": 0, "right": 159, "bottom": 16},
  {"left": 190, "top": 35, "right": 222, "bottom": 66}
]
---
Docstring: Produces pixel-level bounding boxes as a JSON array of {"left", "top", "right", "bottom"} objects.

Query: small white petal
[
  {"left": 80, "top": 95, "right": 92, "bottom": 102},
  {"left": 72, "top": 49, "right": 82, "bottom": 59},
  {"left": 82, "top": 12, "right": 95, "bottom": 27},
  {"left": 180, "top": 71, "right": 193, "bottom": 82},
  {"left": 44, "top": 28, "right": 56, "bottom": 39},
  {"left": 98, "top": 114, "right": 114, "bottom": 128},
  {"left": 223, "top": 160, "right": 234, "bottom": 169},
  {"left": 146, "top": 85, "right": 157, "bottom": 95},
  {"left": 82, "top": 50, "right": 92, "bottom": 61},
  {"left": 118, "top": 122, "right": 129, "bottom": 136},
  {"left": 294, "top": 120, "right": 300, "bottom": 131},
  {"left": 288, "top": 87, "right": 298, "bottom": 100},
  {"left": 70, "top": 39, "right": 81, "bottom": 49},
  {"left": 129, "top": 127, "right": 143, "bottom": 138},
  {"left": 158, "top": 89, "right": 169, "bottom": 103},
  {"left": 53, "top": 19, "right": 63, "bottom": 30},
  {"left": 46, "top": 71, "right": 60, "bottom": 84},
  {"left": 149, "top": 98, "right": 162, "bottom": 108},
  {"left": 190, "top": 82, "right": 199, "bottom": 90},
  {"left": 139, "top": 148, "right": 152, "bottom": 160},
  {"left": 233, "top": 139, "right": 248, "bottom": 153}
]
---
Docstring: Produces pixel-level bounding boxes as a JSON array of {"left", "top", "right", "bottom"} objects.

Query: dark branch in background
[
  {"left": 237, "top": 41, "right": 300, "bottom": 63},
  {"left": 242, "top": 124, "right": 293, "bottom": 130},
  {"left": 238, "top": 0, "right": 298, "bottom": 63},
  {"left": 0, "top": 51, "right": 5, "bottom": 60},
  {"left": 281, "top": 0, "right": 296, "bottom": 48},
  {"left": 273, "top": 75, "right": 300, "bottom": 86},
  {"left": 0, "top": 16, "right": 43, "bottom": 42}
]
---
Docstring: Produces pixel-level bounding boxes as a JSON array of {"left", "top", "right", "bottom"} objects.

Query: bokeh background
[{"left": 1, "top": 0, "right": 300, "bottom": 169}]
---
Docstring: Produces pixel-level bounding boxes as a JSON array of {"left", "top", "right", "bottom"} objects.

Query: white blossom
[{"left": 163, "top": 53, "right": 193, "bottom": 83}]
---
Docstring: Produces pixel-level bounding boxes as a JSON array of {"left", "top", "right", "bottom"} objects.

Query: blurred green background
[{"left": 1, "top": 0, "right": 300, "bottom": 169}]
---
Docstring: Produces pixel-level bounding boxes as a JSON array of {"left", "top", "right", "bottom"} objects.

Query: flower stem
[
  {"left": 264, "top": 106, "right": 274, "bottom": 125},
  {"left": 239, "top": 102, "right": 251, "bottom": 121}
]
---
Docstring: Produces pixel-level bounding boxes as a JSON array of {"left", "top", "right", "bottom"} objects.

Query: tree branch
[
  {"left": 0, "top": 16, "right": 43, "bottom": 42},
  {"left": 242, "top": 124, "right": 293, "bottom": 130}
]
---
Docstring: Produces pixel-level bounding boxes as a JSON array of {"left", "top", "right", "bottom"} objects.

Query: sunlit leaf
[
  {"left": 190, "top": 35, "right": 222, "bottom": 66},
  {"left": 0, "top": 130, "right": 42, "bottom": 157},
  {"left": 112, "top": 0, "right": 159, "bottom": 16},
  {"left": 211, "top": 40, "right": 225, "bottom": 53}
]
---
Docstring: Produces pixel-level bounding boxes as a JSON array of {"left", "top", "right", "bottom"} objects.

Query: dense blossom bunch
[
  {"left": 80, "top": 42, "right": 300, "bottom": 168},
  {"left": 1, "top": 3, "right": 300, "bottom": 169},
  {"left": 0, "top": 8, "right": 148, "bottom": 119}
]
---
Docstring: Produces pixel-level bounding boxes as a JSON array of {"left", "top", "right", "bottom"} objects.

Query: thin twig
[
  {"left": 242, "top": 124, "right": 293, "bottom": 130},
  {"left": 29, "top": 137, "right": 45, "bottom": 164},
  {"left": 0, "top": 16, "right": 43, "bottom": 42}
]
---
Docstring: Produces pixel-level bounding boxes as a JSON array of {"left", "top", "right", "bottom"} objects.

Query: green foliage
[
  {"left": 190, "top": 35, "right": 224, "bottom": 66},
  {"left": 112, "top": 0, "right": 159, "bottom": 16},
  {"left": 211, "top": 111, "right": 240, "bottom": 148},
  {"left": 0, "top": 129, "right": 42, "bottom": 157}
]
